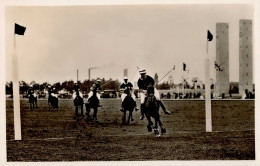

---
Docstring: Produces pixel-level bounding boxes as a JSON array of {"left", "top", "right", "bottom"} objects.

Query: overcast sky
[{"left": 5, "top": 4, "right": 254, "bottom": 84}]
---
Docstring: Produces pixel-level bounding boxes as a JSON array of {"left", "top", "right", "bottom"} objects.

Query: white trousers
[
  {"left": 72, "top": 92, "right": 83, "bottom": 99},
  {"left": 140, "top": 88, "right": 160, "bottom": 104},
  {"left": 88, "top": 91, "right": 100, "bottom": 100},
  {"left": 121, "top": 93, "right": 136, "bottom": 102}
]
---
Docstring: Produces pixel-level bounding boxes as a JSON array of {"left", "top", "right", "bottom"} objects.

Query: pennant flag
[
  {"left": 215, "top": 61, "right": 224, "bottom": 71},
  {"left": 207, "top": 30, "right": 213, "bottom": 41},
  {"left": 183, "top": 63, "right": 186, "bottom": 71},
  {"left": 15, "top": 23, "right": 26, "bottom": 35}
]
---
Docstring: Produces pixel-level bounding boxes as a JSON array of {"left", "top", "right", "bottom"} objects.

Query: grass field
[{"left": 6, "top": 99, "right": 255, "bottom": 161}]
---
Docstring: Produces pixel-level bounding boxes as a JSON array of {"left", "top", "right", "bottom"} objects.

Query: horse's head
[
  {"left": 147, "top": 85, "right": 155, "bottom": 97},
  {"left": 124, "top": 87, "right": 131, "bottom": 96}
]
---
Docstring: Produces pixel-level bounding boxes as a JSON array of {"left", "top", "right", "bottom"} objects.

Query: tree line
[{"left": 5, "top": 78, "right": 121, "bottom": 95}]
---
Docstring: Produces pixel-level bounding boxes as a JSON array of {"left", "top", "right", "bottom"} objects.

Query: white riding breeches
[
  {"left": 140, "top": 88, "right": 160, "bottom": 104},
  {"left": 51, "top": 93, "right": 58, "bottom": 98},
  {"left": 121, "top": 93, "right": 136, "bottom": 102},
  {"left": 72, "top": 92, "right": 83, "bottom": 99},
  {"left": 87, "top": 91, "right": 100, "bottom": 100}
]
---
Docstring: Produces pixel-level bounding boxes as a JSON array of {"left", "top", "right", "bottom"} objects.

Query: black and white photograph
[{"left": 1, "top": 0, "right": 259, "bottom": 165}]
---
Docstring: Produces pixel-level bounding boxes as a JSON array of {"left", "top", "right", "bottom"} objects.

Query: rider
[
  {"left": 138, "top": 69, "right": 170, "bottom": 120},
  {"left": 87, "top": 79, "right": 102, "bottom": 107},
  {"left": 72, "top": 83, "right": 83, "bottom": 104},
  {"left": 120, "top": 76, "right": 139, "bottom": 112}
]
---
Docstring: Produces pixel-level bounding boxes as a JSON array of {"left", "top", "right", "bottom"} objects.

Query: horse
[
  {"left": 48, "top": 93, "right": 59, "bottom": 110},
  {"left": 73, "top": 91, "right": 84, "bottom": 116},
  {"left": 121, "top": 88, "right": 135, "bottom": 124},
  {"left": 143, "top": 85, "right": 166, "bottom": 137},
  {"left": 85, "top": 89, "right": 100, "bottom": 122},
  {"left": 28, "top": 92, "right": 38, "bottom": 111}
]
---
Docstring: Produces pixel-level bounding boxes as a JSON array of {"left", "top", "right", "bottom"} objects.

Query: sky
[{"left": 5, "top": 4, "right": 254, "bottom": 84}]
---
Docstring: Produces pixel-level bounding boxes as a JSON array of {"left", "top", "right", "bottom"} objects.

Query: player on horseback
[
  {"left": 120, "top": 77, "right": 139, "bottom": 124},
  {"left": 138, "top": 69, "right": 170, "bottom": 120},
  {"left": 47, "top": 86, "right": 59, "bottom": 110},
  {"left": 87, "top": 79, "right": 101, "bottom": 107},
  {"left": 28, "top": 89, "right": 38, "bottom": 111},
  {"left": 120, "top": 76, "right": 139, "bottom": 112},
  {"left": 72, "top": 83, "right": 84, "bottom": 116},
  {"left": 85, "top": 79, "right": 102, "bottom": 122}
]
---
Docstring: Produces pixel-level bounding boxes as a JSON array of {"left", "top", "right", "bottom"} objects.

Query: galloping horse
[
  {"left": 143, "top": 85, "right": 166, "bottom": 137},
  {"left": 121, "top": 88, "right": 135, "bottom": 124},
  {"left": 48, "top": 93, "right": 59, "bottom": 110},
  {"left": 28, "top": 91, "right": 38, "bottom": 111},
  {"left": 85, "top": 89, "right": 100, "bottom": 122},
  {"left": 73, "top": 90, "right": 84, "bottom": 116}
]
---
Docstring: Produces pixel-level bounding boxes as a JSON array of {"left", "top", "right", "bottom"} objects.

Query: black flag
[
  {"left": 15, "top": 23, "right": 26, "bottom": 35},
  {"left": 183, "top": 63, "right": 186, "bottom": 71},
  {"left": 215, "top": 61, "right": 224, "bottom": 71},
  {"left": 207, "top": 30, "right": 213, "bottom": 41}
]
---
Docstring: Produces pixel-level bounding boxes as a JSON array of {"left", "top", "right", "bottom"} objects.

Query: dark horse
[
  {"left": 28, "top": 92, "right": 38, "bottom": 111},
  {"left": 121, "top": 88, "right": 135, "bottom": 124},
  {"left": 143, "top": 85, "right": 166, "bottom": 137},
  {"left": 74, "top": 91, "right": 84, "bottom": 116},
  {"left": 48, "top": 93, "right": 59, "bottom": 110},
  {"left": 85, "top": 89, "right": 100, "bottom": 122}
]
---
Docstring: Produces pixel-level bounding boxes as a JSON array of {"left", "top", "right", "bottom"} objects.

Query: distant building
[
  {"left": 168, "top": 75, "right": 173, "bottom": 84},
  {"left": 239, "top": 19, "right": 253, "bottom": 93},
  {"left": 216, "top": 23, "right": 230, "bottom": 96},
  {"left": 124, "top": 68, "right": 128, "bottom": 77},
  {"left": 154, "top": 73, "right": 158, "bottom": 86}
]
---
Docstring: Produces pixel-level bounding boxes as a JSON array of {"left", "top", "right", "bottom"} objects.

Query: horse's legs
[
  {"left": 158, "top": 119, "right": 166, "bottom": 135},
  {"left": 35, "top": 98, "right": 38, "bottom": 108},
  {"left": 85, "top": 104, "right": 90, "bottom": 121},
  {"left": 75, "top": 106, "right": 78, "bottom": 115},
  {"left": 30, "top": 102, "right": 33, "bottom": 111},
  {"left": 81, "top": 104, "right": 84, "bottom": 116},
  {"left": 93, "top": 107, "right": 98, "bottom": 122},
  {"left": 122, "top": 110, "right": 126, "bottom": 124},
  {"left": 145, "top": 112, "right": 153, "bottom": 132},
  {"left": 130, "top": 109, "right": 134, "bottom": 121},
  {"left": 154, "top": 116, "right": 160, "bottom": 137},
  {"left": 127, "top": 110, "right": 131, "bottom": 124}
]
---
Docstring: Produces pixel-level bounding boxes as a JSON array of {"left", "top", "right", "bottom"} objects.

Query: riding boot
[
  {"left": 140, "top": 104, "right": 145, "bottom": 120},
  {"left": 158, "top": 100, "right": 171, "bottom": 114}
]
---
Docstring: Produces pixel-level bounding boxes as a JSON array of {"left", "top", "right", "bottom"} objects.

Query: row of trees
[
  {"left": 5, "top": 75, "right": 217, "bottom": 95},
  {"left": 5, "top": 78, "right": 121, "bottom": 95}
]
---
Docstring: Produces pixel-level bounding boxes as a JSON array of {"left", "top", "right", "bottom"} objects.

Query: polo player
[
  {"left": 137, "top": 69, "right": 170, "bottom": 120},
  {"left": 120, "top": 76, "right": 139, "bottom": 112}
]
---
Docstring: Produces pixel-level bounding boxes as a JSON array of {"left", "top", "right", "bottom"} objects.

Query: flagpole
[
  {"left": 205, "top": 39, "right": 212, "bottom": 132},
  {"left": 13, "top": 34, "right": 22, "bottom": 140}
]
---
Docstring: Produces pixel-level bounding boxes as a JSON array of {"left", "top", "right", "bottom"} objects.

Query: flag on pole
[
  {"left": 215, "top": 61, "right": 224, "bottom": 71},
  {"left": 207, "top": 30, "right": 213, "bottom": 41},
  {"left": 15, "top": 23, "right": 26, "bottom": 35},
  {"left": 183, "top": 63, "right": 186, "bottom": 71}
]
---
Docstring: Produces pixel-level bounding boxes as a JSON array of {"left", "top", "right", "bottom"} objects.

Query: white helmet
[
  {"left": 124, "top": 76, "right": 128, "bottom": 80},
  {"left": 139, "top": 69, "right": 147, "bottom": 74}
]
